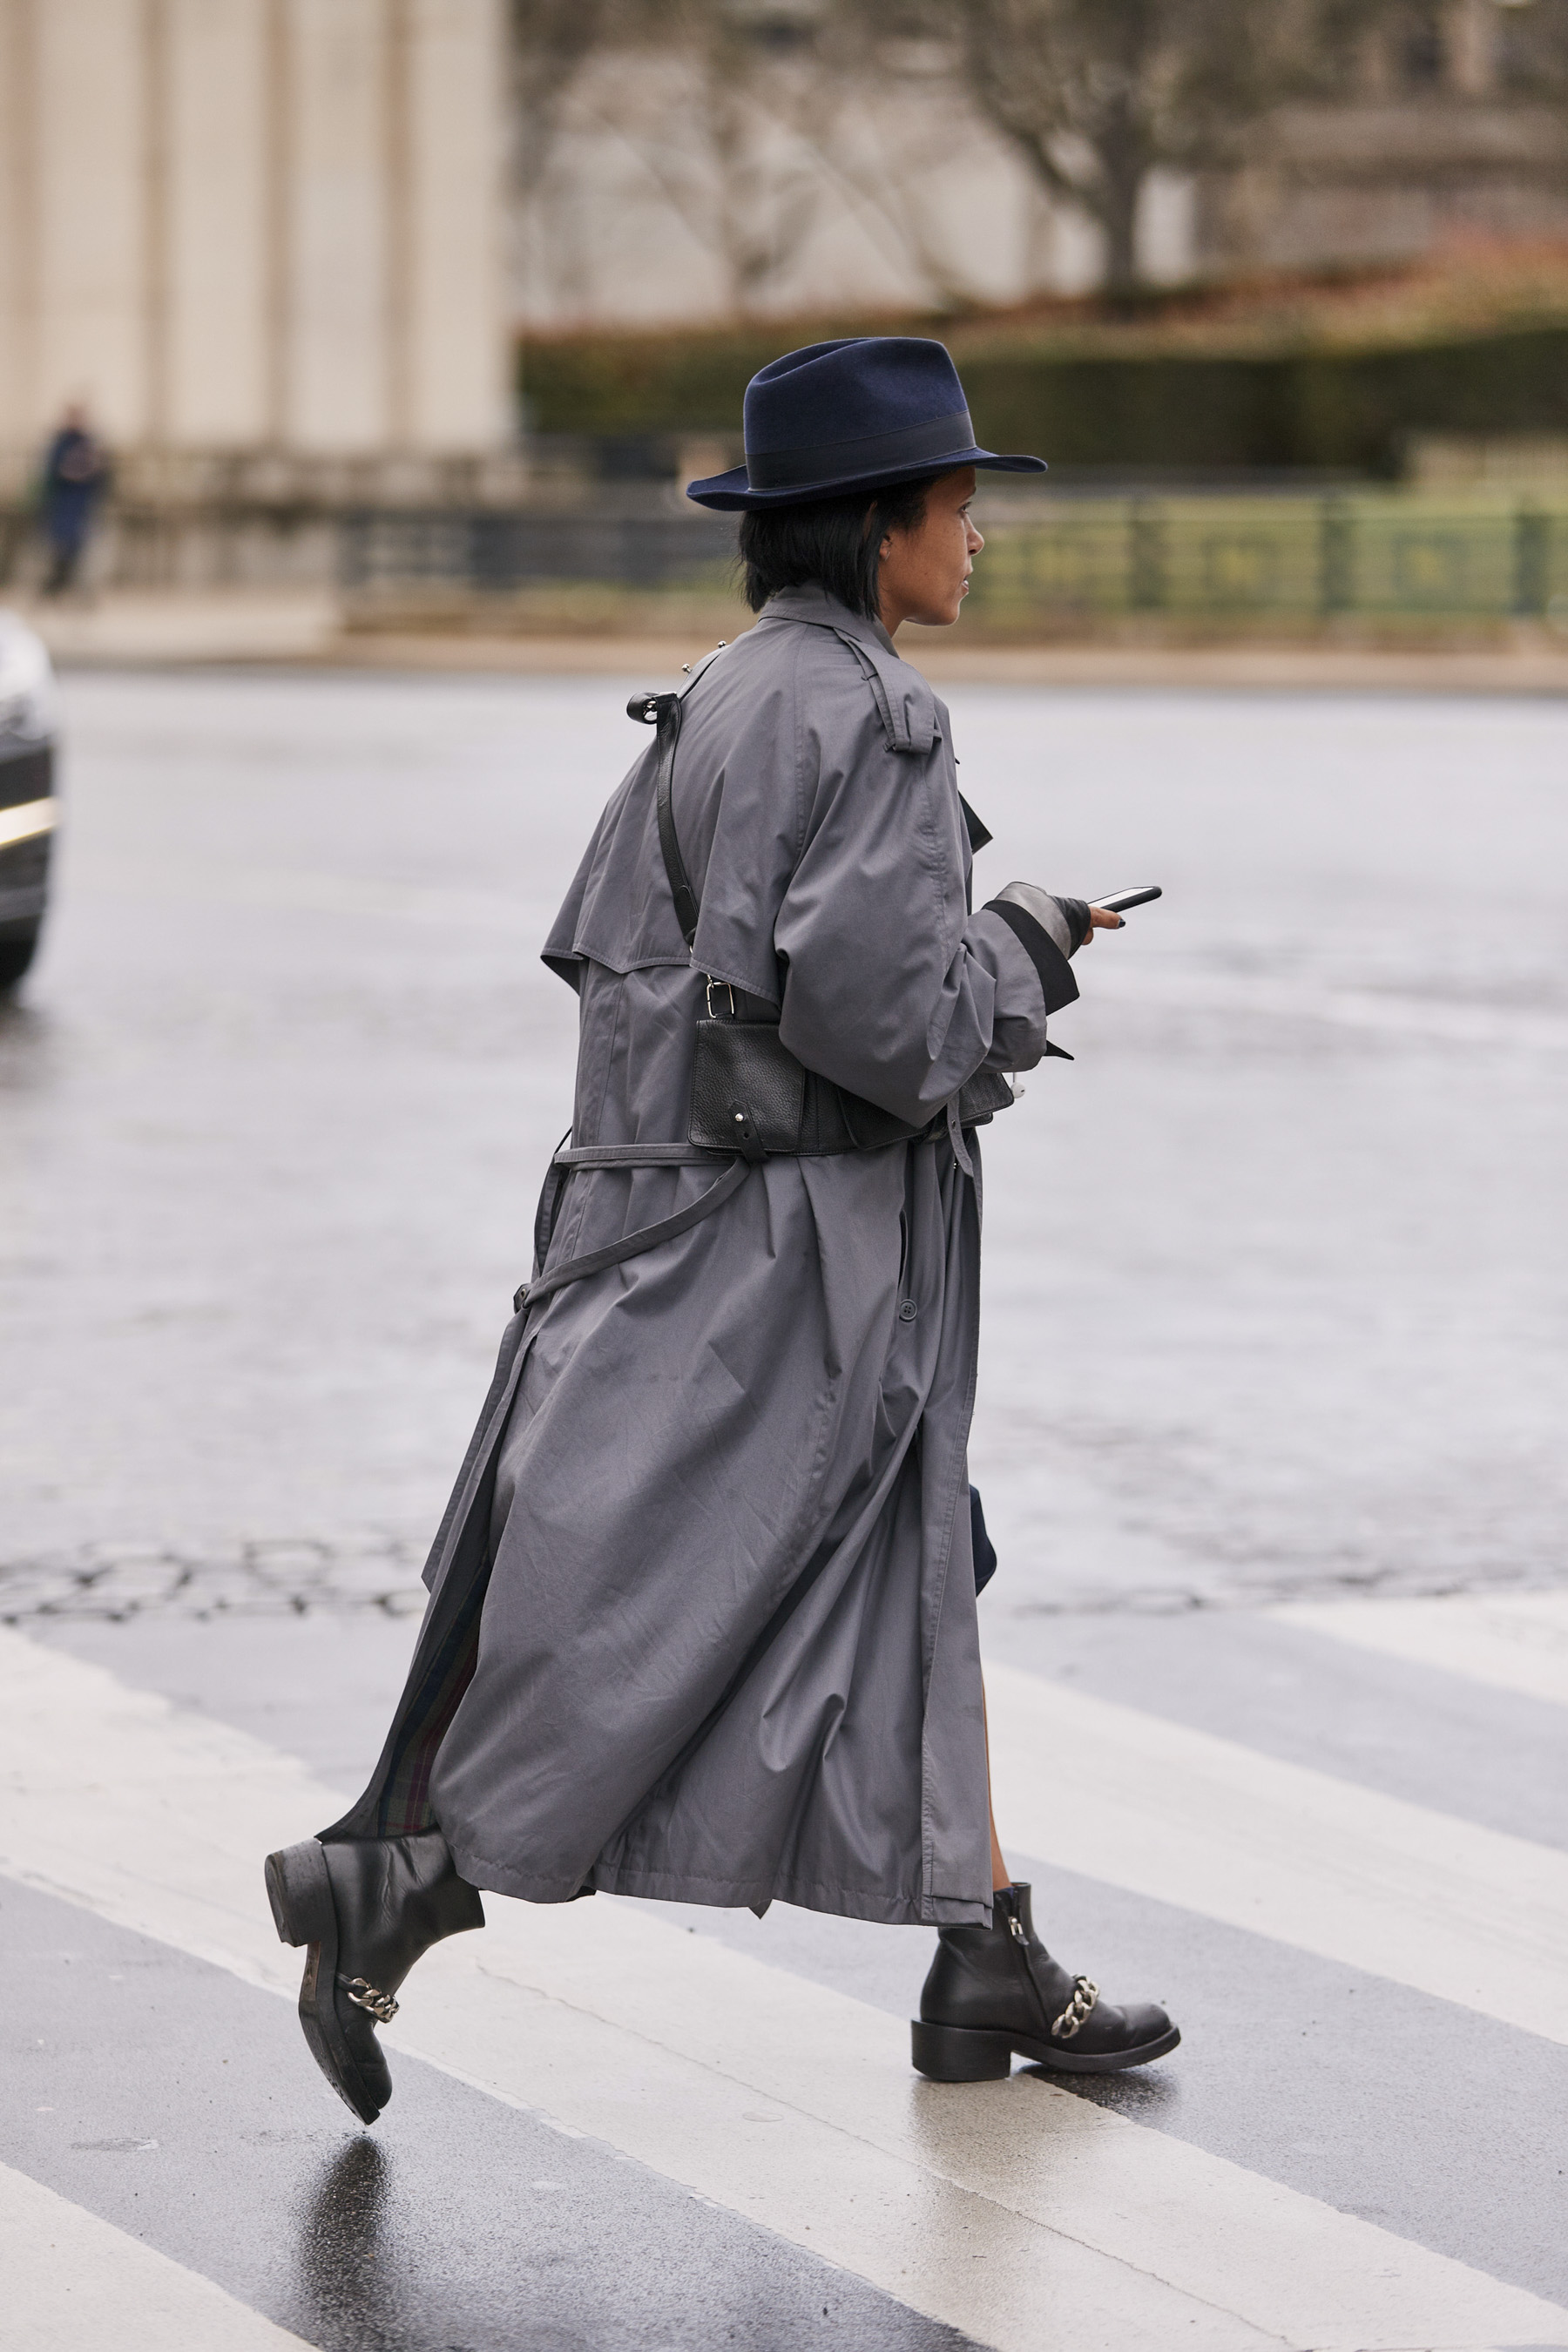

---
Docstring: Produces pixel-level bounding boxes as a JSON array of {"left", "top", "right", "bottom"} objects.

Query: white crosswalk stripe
[
  {"left": 985, "top": 1660, "right": 1568, "bottom": 2045},
  {"left": 0, "top": 2157, "right": 318, "bottom": 2352},
  {"left": 1273, "top": 1590, "right": 1568, "bottom": 1710},
  {"left": 2, "top": 1626, "right": 1565, "bottom": 2352}
]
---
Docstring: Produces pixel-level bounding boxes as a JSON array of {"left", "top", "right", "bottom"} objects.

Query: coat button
[{"left": 898, "top": 1300, "right": 918, "bottom": 1322}]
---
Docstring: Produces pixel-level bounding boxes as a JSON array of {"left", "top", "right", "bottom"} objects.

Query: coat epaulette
[{"left": 828, "top": 626, "right": 939, "bottom": 756}]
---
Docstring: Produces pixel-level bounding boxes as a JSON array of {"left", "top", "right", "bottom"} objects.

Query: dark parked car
[{"left": 0, "top": 611, "right": 57, "bottom": 989}]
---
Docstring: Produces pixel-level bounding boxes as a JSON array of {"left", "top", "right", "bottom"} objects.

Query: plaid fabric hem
[{"left": 376, "top": 1564, "right": 490, "bottom": 1837}]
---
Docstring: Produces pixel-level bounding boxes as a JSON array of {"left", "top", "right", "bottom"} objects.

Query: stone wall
[{"left": 0, "top": 0, "right": 511, "bottom": 477}]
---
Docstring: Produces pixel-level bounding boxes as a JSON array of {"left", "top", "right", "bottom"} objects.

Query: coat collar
[{"left": 755, "top": 584, "right": 900, "bottom": 662}]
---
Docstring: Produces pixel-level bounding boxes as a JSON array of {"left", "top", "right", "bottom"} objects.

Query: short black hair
[{"left": 737, "top": 475, "right": 936, "bottom": 618}]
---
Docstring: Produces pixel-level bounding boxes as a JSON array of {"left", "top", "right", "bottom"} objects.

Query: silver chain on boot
[
  {"left": 339, "top": 1974, "right": 400, "bottom": 2024},
  {"left": 1051, "top": 1976, "right": 1099, "bottom": 2039}
]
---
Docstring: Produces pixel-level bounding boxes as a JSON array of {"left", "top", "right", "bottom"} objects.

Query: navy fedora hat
[{"left": 686, "top": 335, "right": 1045, "bottom": 511}]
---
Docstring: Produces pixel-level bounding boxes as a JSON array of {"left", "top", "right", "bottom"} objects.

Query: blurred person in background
[
  {"left": 265, "top": 337, "right": 1179, "bottom": 2126},
  {"left": 38, "top": 403, "right": 107, "bottom": 598}
]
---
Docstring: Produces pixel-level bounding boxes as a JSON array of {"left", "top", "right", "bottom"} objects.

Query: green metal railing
[{"left": 965, "top": 496, "right": 1568, "bottom": 627}]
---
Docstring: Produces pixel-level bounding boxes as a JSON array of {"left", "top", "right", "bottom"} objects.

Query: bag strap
[
  {"left": 627, "top": 690, "right": 700, "bottom": 950},
  {"left": 629, "top": 645, "right": 727, "bottom": 951},
  {"left": 655, "top": 695, "right": 700, "bottom": 950}
]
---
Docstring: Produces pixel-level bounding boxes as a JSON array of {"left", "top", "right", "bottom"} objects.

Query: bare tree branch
[
  {"left": 516, "top": 1, "right": 849, "bottom": 312},
  {"left": 849, "top": 0, "right": 1357, "bottom": 295}
]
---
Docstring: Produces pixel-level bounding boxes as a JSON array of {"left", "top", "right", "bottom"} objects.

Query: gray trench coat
[{"left": 327, "top": 587, "right": 1065, "bottom": 1928}]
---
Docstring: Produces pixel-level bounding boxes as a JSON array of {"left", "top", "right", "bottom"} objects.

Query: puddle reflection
[
  {"left": 1035, "top": 2062, "right": 1182, "bottom": 2119},
  {"left": 292, "top": 2133, "right": 399, "bottom": 2347}
]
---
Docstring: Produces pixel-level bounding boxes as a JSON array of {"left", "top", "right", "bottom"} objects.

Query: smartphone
[{"left": 1091, "top": 884, "right": 1162, "bottom": 914}]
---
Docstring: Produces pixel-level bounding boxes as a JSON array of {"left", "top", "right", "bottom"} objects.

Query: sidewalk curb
[{"left": 19, "top": 594, "right": 1568, "bottom": 693}]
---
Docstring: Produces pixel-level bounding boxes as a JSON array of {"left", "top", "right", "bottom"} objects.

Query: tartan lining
[{"left": 376, "top": 1563, "right": 490, "bottom": 1838}]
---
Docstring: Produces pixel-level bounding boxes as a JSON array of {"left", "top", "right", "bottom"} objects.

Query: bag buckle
[
  {"left": 705, "top": 976, "right": 737, "bottom": 1019},
  {"left": 627, "top": 690, "right": 675, "bottom": 726}
]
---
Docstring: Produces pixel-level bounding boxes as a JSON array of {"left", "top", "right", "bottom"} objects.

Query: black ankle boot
[
  {"left": 912, "top": 1882, "right": 1179, "bottom": 2081},
  {"left": 265, "top": 1830, "right": 484, "bottom": 2123}
]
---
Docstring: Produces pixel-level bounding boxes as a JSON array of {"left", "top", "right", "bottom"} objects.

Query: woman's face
[{"left": 875, "top": 468, "right": 983, "bottom": 633}]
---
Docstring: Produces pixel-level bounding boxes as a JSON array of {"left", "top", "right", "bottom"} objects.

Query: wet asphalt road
[
  {"left": 3, "top": 668, "right": 1566, "bottom": 1599},
  {"left": 2, "top": 667, "right": 1566, "bottom": 2349}
]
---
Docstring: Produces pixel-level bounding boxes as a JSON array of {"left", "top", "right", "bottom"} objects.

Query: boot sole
[
  {"left": 910, "top": 2017, "right": 1181, "bottom": 2081},
  {"left": 265, "top": 1840, "right": 384, "bottom": 2126}
]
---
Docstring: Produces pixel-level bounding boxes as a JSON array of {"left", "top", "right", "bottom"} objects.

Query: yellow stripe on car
[{"left": 0, "top": 798, "right": 56, "bottom": 849}]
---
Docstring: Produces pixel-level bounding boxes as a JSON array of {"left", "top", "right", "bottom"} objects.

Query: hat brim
[{"left": 686, "top": 445, "right": 1046, "bottom": 512}]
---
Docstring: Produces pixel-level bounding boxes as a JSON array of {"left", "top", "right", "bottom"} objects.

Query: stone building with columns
[
  {"left": 0, "top": 0, "right": 516, "bottom": 582},
  {"left": 513, "top": 1, "right": 1568, "bottom": 330},
  {"left": 1, "top": 0, "right": 1564, "bottom": 593}
]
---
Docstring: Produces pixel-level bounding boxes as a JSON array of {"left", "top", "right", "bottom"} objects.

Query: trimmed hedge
[{"left": 521, "top": 321, "right": 1568, "bottom": 474}]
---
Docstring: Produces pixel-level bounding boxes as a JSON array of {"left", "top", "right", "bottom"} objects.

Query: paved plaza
[{"left": 2, "top": 666, "right": 1565, "bottom": 2349}]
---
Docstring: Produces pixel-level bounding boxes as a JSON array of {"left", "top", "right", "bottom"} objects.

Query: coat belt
[{"left": 514, "top": 1145, "right": 748, "bottom": 1315}]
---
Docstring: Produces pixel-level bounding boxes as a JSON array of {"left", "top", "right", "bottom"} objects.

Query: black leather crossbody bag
[{"left": 632, "top": 689, "right": 1015, "bottom": 1162}]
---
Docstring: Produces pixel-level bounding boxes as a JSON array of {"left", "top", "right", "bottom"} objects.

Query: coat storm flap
[{"left": 326, "top": 587, "right": 1054, "bottom": 1926}]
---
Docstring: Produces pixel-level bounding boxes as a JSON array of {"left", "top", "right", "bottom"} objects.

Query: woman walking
[{"left": 266, "top": 337, "right": 1178, "bottom": 2124}]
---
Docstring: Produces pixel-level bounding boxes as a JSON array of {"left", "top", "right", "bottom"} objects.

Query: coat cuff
[{"left": 983, "top": 898, "right": 1080, "bottom": 1016}]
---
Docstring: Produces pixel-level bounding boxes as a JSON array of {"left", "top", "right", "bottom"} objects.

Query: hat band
[{"left": 746, "top": 408, "right": 976, "bottom": 491}]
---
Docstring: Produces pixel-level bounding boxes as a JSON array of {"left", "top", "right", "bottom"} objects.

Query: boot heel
[
  {"left": 910, "top": 2020, "right": 1015, "bottom": 2081},
  {"left": 265, "top": 1840, "right": 335, "bottom": 1949}
]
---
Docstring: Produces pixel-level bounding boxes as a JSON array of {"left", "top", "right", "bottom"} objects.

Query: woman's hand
[{"left": 1079, "top": 905, "right": 1125, "bottom": 944}]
